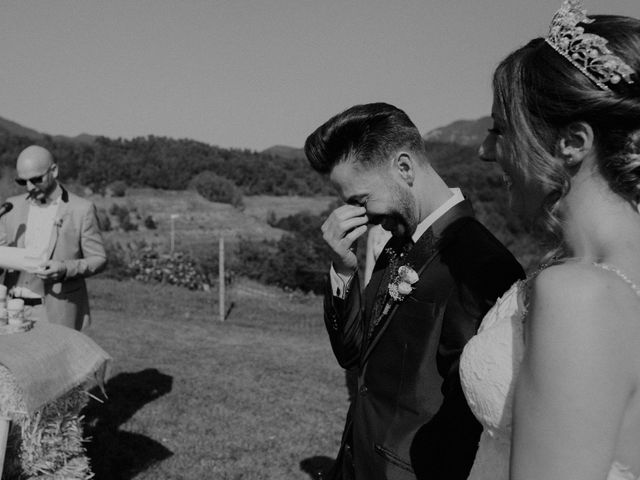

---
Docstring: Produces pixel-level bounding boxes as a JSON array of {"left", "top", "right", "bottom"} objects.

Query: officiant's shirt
[{"left": 13, "top": 193, "right": 62, "bottom": 299}]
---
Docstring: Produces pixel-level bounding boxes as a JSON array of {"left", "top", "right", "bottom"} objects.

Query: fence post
[
  {"left": 219, "top": 236, "right": 225, "bottom": 322},
  {"left": 170, "top": 213, "right": 179, "bottom": 254}
]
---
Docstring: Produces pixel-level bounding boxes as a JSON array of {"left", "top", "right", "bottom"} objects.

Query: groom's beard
[{"left": 374, "top": 184, "right": 417, "bottom": 239}]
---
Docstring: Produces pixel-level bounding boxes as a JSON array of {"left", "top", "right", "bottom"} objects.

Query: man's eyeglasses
[{"left": 15, "top": 166, "right": 53, "bottom": 186}]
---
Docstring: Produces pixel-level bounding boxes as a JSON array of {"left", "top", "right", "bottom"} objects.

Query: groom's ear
[
  {"left": 394, "top": 153, "right": 415, "bottom": 186},
  {"left": 556, "top": 121, "right": 595, "bottom": 169}
]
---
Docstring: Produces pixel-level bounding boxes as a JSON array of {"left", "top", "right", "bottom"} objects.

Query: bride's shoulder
[
  {"left": 524, "top": 262, "right": 640, "bottom": 384},
  {"left": 527, "top": 262, "right": 638, "bottom": 334},
  {"left": 531, "top": 262, "right": 605, "bottom": 290},
  {"left": 527, "top": 263, "right": 619, "bottom": 322},
  {"left": 531, "top": 261, "right": 637, "bottom": 298}
]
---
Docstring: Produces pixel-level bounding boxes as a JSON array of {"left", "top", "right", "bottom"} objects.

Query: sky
[{"left": 1, "top": 0, "right": 638, "bottom": 151}]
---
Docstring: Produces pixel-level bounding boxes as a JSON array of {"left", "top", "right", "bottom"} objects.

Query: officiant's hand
[
  {"left": 36, "top": 260, "right": 67, "bottom": 282},
  {"left": 322, "top": 205, "right": 368, "bottom": 276}
]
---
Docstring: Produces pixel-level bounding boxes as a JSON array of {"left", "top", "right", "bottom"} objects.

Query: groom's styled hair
[{"left": 304, "top": 102, "right": 427, "bottom": 174}]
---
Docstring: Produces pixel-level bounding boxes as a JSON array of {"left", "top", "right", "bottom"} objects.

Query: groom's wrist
[{"left": 330, "top": 264, "right": 356, "bottom": 299}]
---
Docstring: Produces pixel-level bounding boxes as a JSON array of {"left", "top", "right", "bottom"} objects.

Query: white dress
[{"left": 459, "top": 269, "right": 639, "bottom": 480}]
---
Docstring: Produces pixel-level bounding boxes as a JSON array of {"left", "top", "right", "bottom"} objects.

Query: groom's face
[{"left": 329, "top": 159, "right": 417, "bottom": 239}]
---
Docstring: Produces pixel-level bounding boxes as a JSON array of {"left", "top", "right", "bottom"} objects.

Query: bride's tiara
[{"left": 545, "top": 0, "right": 635, "bottom": 92}]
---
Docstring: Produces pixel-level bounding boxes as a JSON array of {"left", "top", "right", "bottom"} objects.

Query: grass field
[{"left": 82, "top": 276, "right": 347, "bottom": 480}]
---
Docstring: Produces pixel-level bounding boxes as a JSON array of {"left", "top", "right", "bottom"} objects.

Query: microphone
[{"left": 0, "top": 202, "right": 12, "bottom": 218}]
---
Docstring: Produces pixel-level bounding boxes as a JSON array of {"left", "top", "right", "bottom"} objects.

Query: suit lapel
[
  {"left": 361, "top": 230, "right": 438, "bottom": 363},
  {"left": 363, "top": 252, "right": 390, "bottom": 321},
  {"left": 363, "top": 235, "right": 409, "bottom": 322},
  {"left": 361, "top": 200, "right": 475, "bottom": 364}
]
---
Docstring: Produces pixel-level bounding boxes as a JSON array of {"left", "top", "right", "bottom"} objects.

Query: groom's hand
[{"left": 321, "top": 205, "right": 368, "bottom": 276}]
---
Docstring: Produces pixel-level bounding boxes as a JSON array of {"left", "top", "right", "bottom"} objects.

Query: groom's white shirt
[{"left": 330, "top": 188, "right": 465, "bottom": 299}]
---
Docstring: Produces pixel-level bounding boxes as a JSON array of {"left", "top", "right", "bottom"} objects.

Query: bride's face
[{"left": 479, "top": 98, "right": 545, "bottom": 219}]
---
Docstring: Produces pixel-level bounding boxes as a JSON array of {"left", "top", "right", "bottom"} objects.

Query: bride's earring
[{"left": 563, "top": 155, "right": 580, "bottom": 168}]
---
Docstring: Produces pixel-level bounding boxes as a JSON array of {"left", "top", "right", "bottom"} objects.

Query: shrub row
[
  {"left": 102, "top": 201, "right": 544, "bottom": 294},
  {"left": 103, "top": 242, "right": 209, "bottom": 291}
]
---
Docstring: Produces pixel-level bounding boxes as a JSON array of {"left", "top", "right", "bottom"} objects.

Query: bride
[{"left": 459, "top": 1, "right": 640, "bottom": 479}]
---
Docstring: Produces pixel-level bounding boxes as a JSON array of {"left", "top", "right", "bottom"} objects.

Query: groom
[{"left": 304, "top": 103, "right": 524, "bottom": 480}]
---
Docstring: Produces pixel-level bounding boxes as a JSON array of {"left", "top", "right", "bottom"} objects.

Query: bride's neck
[{"left": 560, "top": 173, "right": 640, "bottom": 263}]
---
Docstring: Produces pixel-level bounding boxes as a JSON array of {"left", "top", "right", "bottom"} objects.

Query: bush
[
  {"left": 96, "top": 207, "right": 112, "bottom": 232},
  {"left": 128, "top": 248, "right": 208, "bottom": 290},
  {"left": 189, "top": 171, "right": 243, "bottom": 208},
  {"left": 143, "top": 215, "right": 157, "bottom": 230},
  {"left": 266, "top": 210, "right": 277, "bottom": 227},
  {"left": 108, "top": 204, "right": 138, "bottom": 232},
  {"left": 101, "top": 240, "right": 208, "bottom": 290},
  {"left": 101, "top": 240, "right": 133, "bottom": 280},
  {"left": 233, "top": 209, "right": 333, "bottom": 293},
  {"left": 108, "top": 180, "right": 127, "bottom": 197},
  {"left": 198, "top": 252, "right": 236, "bottom": 287}
]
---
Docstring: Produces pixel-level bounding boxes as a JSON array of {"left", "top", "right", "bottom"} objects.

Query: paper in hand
[{"left": 0, "top": 246, "right": 45, "bottom": 273}]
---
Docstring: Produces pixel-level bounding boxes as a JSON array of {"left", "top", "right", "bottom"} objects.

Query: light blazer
[
  {"left": 325, "top": 201, "right": 524, "bottom": 480},
  {"left": 0, "top": 187, "right": 107, "bottom": 330}
]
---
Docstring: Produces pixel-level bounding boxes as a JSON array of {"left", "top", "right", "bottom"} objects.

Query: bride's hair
[{"left": 493, "top": 15, "right": 640, "bottom": 254}]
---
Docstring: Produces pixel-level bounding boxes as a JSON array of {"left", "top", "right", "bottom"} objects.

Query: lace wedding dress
[{"left": 459, "top": 267, "right": 639, "bottom": 480}]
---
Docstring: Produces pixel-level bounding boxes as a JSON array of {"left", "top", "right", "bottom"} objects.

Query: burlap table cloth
[{"left": 0, "top": 323, "right": 111, "bottom": 414}]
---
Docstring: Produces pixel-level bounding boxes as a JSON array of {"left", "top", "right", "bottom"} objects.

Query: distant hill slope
[
  {"left": 261, "top": 145, "right": 305, "bottom": 160},
  {"left": 0, "top": 114, "right": 499, "bottom": 199},
  {"left": 0, "top": 116, "right": 95, "bottom": 144},
  {"left": 91, "top": 188, "right": 336, "bottom": 254},
  {"left": 423, "top": 116, "right": 492, "bottom": 146},
  {"left": 0, "top": 114, "right": 544, "bottom": 269},
  {"left": 61, "top": 132, "right": 96, "bottom": 144},
  {"left": 0, "top": 116, "right": 45, "bottom": 140},
  {"left": 262, "top": 116, "right": 494, "bottom": 157}
]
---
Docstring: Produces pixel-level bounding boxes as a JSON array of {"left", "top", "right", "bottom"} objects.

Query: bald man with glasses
[{"left": 0, "top": 145, "right": 106, "bottom": 330}]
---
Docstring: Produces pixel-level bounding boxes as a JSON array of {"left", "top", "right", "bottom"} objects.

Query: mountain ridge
[
  {"left": 261, "top": 116, "right": 492, "bottom": 154},
  {"left": 0, "top": 116, "right": 96, "bottom": 144},
  {"left": 423, "top": 116, "right": 492, "bottom": 146},
  {"left": 0, "top": 114, "right": 491, "bottom": 154}
]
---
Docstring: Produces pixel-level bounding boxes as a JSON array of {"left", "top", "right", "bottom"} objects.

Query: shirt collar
[{"left": 411, "top": 188, "right": 464, "bottom": 243}]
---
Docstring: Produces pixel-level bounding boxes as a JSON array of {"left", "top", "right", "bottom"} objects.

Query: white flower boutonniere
[
  {"left": 53, "top": 218, "right": 63, "bottom": 229},
  {"left": 388, "top": 265, "right": 419, "bottom": 302}
]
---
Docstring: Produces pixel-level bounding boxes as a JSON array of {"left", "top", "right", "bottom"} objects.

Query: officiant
[{"left": 0, "top": 145, "right": 106, "bottom": 330}]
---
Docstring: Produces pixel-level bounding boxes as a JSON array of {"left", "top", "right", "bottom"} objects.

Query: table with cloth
[{"left": 0, "top": 322, "right": 111, "bottom": 479}]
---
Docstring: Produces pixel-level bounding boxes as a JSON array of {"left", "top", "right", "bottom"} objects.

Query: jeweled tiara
[{"left": 545, "top": 0, "right": 635, "bottom": 91}]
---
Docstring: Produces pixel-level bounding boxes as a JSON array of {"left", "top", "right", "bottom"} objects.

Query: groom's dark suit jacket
[{"left": 325, "top": 201, "right": 524, "bottom": 480}]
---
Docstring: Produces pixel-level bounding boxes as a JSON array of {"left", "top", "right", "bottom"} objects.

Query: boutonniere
[
  {"left": 53, "top": 218, "right": 63, "bottom": 228},
  {"left": 388, "top": 265, "right": 419, "bottom": 301},
  {"left": 379, "top": 264, "right": 419, "bottom": 318}
]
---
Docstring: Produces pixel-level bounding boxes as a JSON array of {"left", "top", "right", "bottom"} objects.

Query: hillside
[
  {"left": 0, "top": 114, "right": 545, "bottom": 274},
  {"left": 261, "top": 145, "right": 305, "bottom": 160},
  {"left": 0, "top": 115, "right": 96, "bottom": 144},
  {"left": 0, "top": 128, "right": 333, "bottom": 196},
  {"left": 261, "top": 118, "right": 493, "bottom": 157},
  {"left": 0, "top": 115, "right": 496, "bottom": 197},
  {"left": 0, "top": 116, "right": 45, "bottom": 140},
  {"left": 423, "top": 116, "right": 492, "bottom": 146},
  {"left": 91, "top": 188, "right": 335, "bottom": 251}
]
